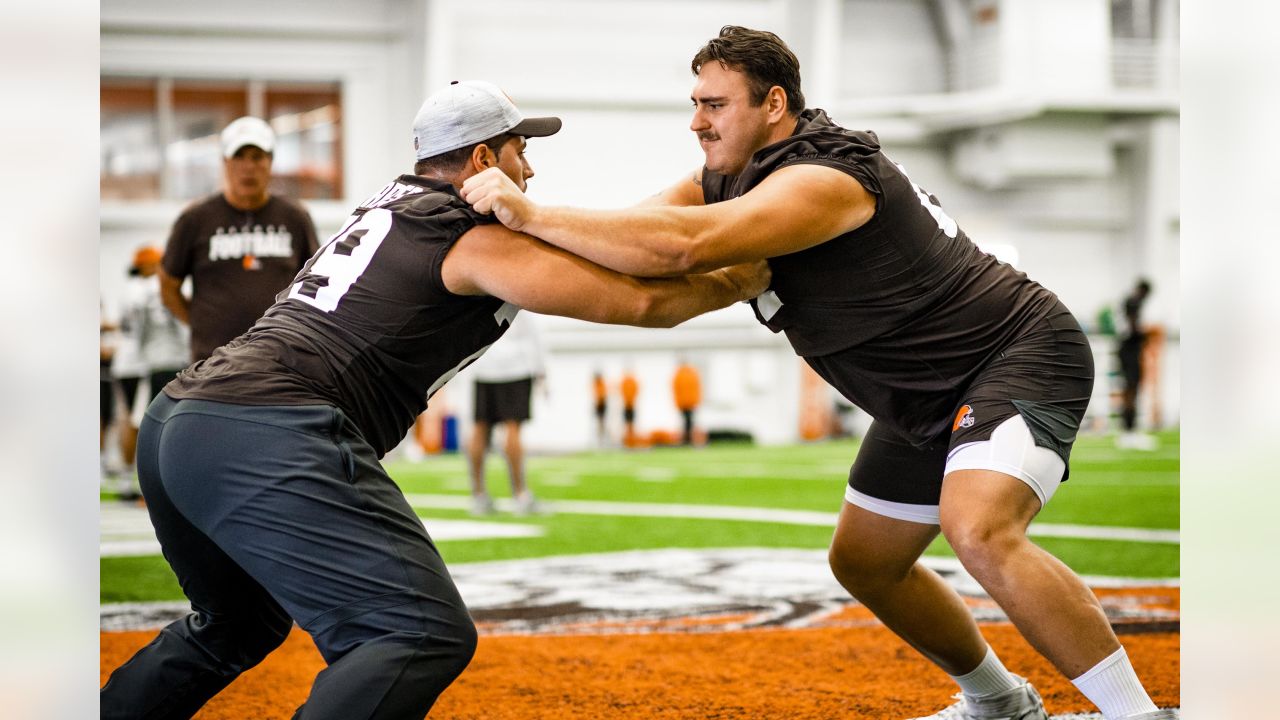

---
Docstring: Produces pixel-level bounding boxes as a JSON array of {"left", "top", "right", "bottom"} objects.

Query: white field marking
[
  {"left": 403, "top": 494, "right": 1180, "bottom": 545},
  {"left": 1029, "top": 523, "right": 1180, "bottom": 543},
  {"left": 1067, "top": 470, "right": 1180, "bottom": 486},
  {"left": 102, "top": 549, "right": 1178, "bottom": 632},
  {"left": 908, "top": 554, "right": 1179, "bottom": 589},
  {"left": 531, "top": 460, "right": 853, "bottom": 480},
  {"left": 635, "top": 467, "right": 678, "bottom": 482},
  {"left": 99, "top": 502, "right": 543, "bottom": 557}
]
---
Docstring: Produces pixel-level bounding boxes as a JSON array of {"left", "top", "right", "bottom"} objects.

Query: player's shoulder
[
  {"left": 771, "top": 111, "right": 880, "bottom": 165},
  {"left": 174, "top": 192, "right": 226, "bottom": 220},
  {"left": 268, "top": 194, "right": 315, "bottom": 222},
  {"left": 345, "top": 175, "right": 492, "bottom": 252},
  {"left": 380, "top": 175, "right": 491, "bottom": 227}
]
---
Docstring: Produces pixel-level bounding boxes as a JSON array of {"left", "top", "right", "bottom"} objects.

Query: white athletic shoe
[
  {"left": 908, "top": 677, "right": 1047, "bottom": 720},
  {"left": 514, "top": 492, "right": 546, "bottom": 516},
  {"left": 1123, "top": 711, "right": 1179, "bottom": 719},
  {"left": 469, "top": 495, "right": 496, "bottom": 516},
  {"left": 1116, "top": 431, "right": 1159, "bottom": 451}
]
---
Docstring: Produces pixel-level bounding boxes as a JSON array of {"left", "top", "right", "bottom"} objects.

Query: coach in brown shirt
[{"left": 159, "top": 116, "right": 319, "bottom": 362}]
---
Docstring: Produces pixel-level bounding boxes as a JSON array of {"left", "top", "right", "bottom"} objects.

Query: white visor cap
[{"left": 412, "top": 80, "right": 561, "bottom": 161}]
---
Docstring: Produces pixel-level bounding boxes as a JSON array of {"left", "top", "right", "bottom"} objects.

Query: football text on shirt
[{"left": 208, "top": 225, "right": 295, "bottom": 261}]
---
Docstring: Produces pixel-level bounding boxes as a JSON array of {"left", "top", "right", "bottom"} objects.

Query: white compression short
[{"left": 844, "top": 414, "right": 1065, "bottom": 525}]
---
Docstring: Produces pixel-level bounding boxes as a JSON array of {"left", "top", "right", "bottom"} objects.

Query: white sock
[
  {"left": 950, "top": 647, "right": 1021, "bottom": 698},
  {"left": 1071, "top": 647, "right": 1159, "bottom": 719}
]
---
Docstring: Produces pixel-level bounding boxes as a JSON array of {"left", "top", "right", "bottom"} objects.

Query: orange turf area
[{"left": 102, "top": 622, "right": 1178, "bottom": 719}]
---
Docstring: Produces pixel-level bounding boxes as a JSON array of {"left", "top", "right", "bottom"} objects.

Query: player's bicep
[
  {"left": 697, "top": 163, "right": 876, "bottom": 266},
  {"left": 442, "top": 225, "right": 646, "bottom": 323},
  {"left": 634, "top": 168, "right": 707, "bottom": 208}
]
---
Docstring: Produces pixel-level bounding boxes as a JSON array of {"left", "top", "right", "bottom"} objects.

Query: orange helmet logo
[{"left": 953, "top": 405, "right": 975, "bottom": 432}]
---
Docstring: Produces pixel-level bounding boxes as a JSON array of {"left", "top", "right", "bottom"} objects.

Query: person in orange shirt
[
  {"left": 592, "top": 370, "right": 608, "bottom": 447},
  {"left": 620, "top": 368, "right": 639, "bottom": 446},
  {"left": 672, "top": 359, "right": 702, "bottom": 446}
]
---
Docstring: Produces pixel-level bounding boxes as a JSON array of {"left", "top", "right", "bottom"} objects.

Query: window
[
  {"left": 1109, "top": 0, "right": 1178, "bottom": 90},
  {"left": 100, "top": 80, "right": 162, "bottom": 201},
  {"left": 100, "top": 77, "right": 343, "bottom": 202},
  {"left": 266, "top": 85, "right": 343, "bottom": 201}
]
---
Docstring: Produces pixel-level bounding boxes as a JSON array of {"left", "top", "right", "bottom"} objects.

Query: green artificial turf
[{"left": 100, "top": 430, "right": 1180, "bottom": 603}]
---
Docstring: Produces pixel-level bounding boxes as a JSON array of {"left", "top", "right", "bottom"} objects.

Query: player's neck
[{"left": 416, "top": 169, "right": 463, "bottom": 191}]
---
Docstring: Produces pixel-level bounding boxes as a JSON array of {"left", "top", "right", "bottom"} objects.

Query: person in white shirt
[
  {"left": 465, "top": 313, "right": 547, "bottom": 515},
  {"left": 112, "top": 247, "right": 192, "bottom": 498}
]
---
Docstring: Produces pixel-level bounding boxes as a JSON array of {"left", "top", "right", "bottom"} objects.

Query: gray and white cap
[{"left": 412, "top": 80, "right": 561, "bottom": 161}]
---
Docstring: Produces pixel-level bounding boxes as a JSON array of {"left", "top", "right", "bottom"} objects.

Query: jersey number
[
  {"left": 894, "top": 162, "right": 958, "bottom": 239},
  {"left": 288, "top": 209, "right": 392, "bottom": 312}
]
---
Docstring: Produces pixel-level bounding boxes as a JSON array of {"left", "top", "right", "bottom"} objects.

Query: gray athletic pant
[{"left": 100, "top": 394, "right": 476, "bottom": 719}]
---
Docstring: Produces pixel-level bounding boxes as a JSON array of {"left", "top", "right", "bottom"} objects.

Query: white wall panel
[
  {"left": 839, "top": 0, "right": 947, "bottom": 97},
  {"left": 437, "top": 0, "right": 780, "bottom": 106},
  {"left": 99, "top": 0, "right": 1181, "bottom": 447}
]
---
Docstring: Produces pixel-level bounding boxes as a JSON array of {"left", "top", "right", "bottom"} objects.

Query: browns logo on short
[{"left": 953, "top": 404, "right": 975, "bottom": 432}]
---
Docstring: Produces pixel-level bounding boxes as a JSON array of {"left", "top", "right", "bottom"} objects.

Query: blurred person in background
[
  {"left": 112, "top": 246, "right": 192, "bottom": 496},
  {"left": 100, "top": 80, "right": 768, "bottom": 720},
  {"left": 620, "top": 366, "right": 639, "bottom": 447},
  {"left": 463, "top": 26, "right": 1171, "bottom": 720},
  {"left": 159, "top": 115, "right": 319, "bottom": 363},
  {"left": 1115, "top": 278, "right": 1157, "bottom": 451},
  {"left": 672, "top": 357, "right": 702, "bottom": 445},
  {"left": 592, "top": 369, "right": 609, "bottom": 446},
  {"left": 132, "top": 247, "right": 193, "bottom": 409},
  {"left": 106, "top": 249, "right": 158, "bottom": 500},
  {"left": 466, "top": 313, "right": 548, "bottom": 515},
  {"left": 99, "top": 306, "right": 119, "bottom": 486}
]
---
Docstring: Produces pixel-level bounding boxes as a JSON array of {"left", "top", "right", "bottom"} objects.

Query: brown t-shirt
[
  {"left": 162, "top": 193, "right": 319, "bottom": 362},
  {"left": 702, "top": 109, "right": 1061, "bottom": 445}
]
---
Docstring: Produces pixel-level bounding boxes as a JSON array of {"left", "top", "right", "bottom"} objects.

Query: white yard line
[
  {"left": 403, "top": 494, "right": 1180, "bottom": 544},
  {"left": 99, "top": 502, "right": 543, "bottom": 557}
]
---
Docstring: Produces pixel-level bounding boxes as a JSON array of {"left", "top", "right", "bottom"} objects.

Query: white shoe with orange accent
[{"left": 908, "top": 677, "right": 1047, "bottom": 720}]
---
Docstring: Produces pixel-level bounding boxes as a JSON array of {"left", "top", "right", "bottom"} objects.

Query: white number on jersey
[
  {"left": 894, "top": 162, "right": 958, "bottom": 239},
  {"left": 423, "top": 303, "right": 522, "bottom": 399},
  {"left": 288, "top": 209, "right": 393, "bottom": 312}
]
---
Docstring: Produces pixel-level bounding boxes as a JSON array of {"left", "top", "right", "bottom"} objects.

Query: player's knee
[
  {"left": 450, "top": 614, "right": 479, "bottom": 672},
  {"left": 236, "top": 611, "right": 293, "bottom": 669},
  {"left": 417, "top": 614, "right": 478, "bottom": 685},
  {"left": 940, "top": 514, "right": 1023, "bottom": 572},
  {"left": 189, "top": 607, "right": 293, "bottom": 673},
  {"left": 828, "top": 545, "right": 906, "bottom": 598}
]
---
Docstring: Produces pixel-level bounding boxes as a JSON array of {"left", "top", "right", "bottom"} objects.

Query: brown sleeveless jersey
[{"left": 702, "top": 109, "right": 1061, "bottom": 445}]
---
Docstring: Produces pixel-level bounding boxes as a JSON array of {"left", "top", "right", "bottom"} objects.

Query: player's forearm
[
  {"left": 525, "top": 205, "right": 708, "bottom": 278},
  {"left": 158, "top": 271, "right": 191, "bottom": 324},
  {"left": 160, "top": 287, "right": 190, "bottom": 324},
  {"left": 628, "top": 271, "right": 748, "bottom": 329}
]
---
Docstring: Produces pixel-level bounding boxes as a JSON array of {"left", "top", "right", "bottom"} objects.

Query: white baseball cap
[
  {"left": 412, "top": 80, "right": 561, "bottom": 161},
  {"left": 221, "top": 116, "right": 276, "bottom": 159}
]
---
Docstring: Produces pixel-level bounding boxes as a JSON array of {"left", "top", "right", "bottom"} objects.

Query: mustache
[{"left": 697, "top": 131, "right": 720, "bottom": 142}]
